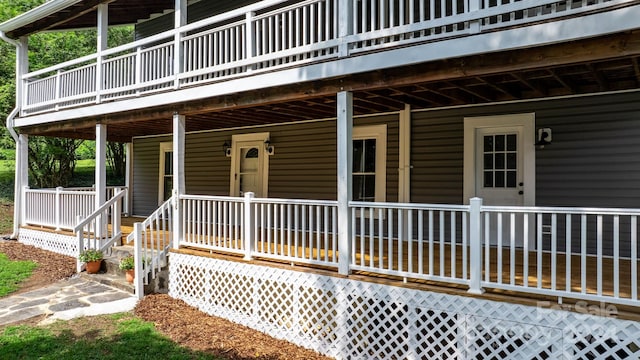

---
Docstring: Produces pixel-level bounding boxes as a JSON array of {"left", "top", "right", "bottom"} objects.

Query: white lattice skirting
[
  {"left": 170, "top": 253, "right": 640, "bottom": 359},
  {"left": 18, "top": 229, "right": 78, "bottom": 258}
]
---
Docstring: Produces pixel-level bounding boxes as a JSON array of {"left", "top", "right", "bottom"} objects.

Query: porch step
[{"left": 79, "top": 245, "right": 136, "bottom": 294}]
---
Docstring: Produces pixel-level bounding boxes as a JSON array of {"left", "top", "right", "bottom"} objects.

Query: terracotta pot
[
  {"left": 86, "top": 260, "right": 102, "bottom": 274},
  {"left": 125, "top": 269, "right": 135, "bottom": 283}
]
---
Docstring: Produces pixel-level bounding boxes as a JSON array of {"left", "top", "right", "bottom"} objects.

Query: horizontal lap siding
[
  {"left": 410, "top": 92, "right": 640, "bottom": 208},
  {"left": 132, "top": 114, "right": 400, "bottom": 215}
]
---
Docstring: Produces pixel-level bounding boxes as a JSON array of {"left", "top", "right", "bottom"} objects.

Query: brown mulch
[
  {"left": 0, "top": 239, "right": 76, "bottom": 294},
  {"left": 0, "top": 239, "right": 333, "bottom": 359},
  {"left": 135, "top": 294, "right": 333, "bottom": 360}
]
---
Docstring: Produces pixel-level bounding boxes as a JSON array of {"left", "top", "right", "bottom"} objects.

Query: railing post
[
  {"left": 174, "top": 0, "right": 187, "bottom": 89},
  {"left": 338, "top": 0, "right": 354, "bottom": 57},
  {"left": 337, "top": 91, "right": 353, "bottom": 275},
  {"left": 54, "top": 70, "right": 61, "bottom": 110},
  {"left": 21, "top": 186, "right": 28, "bottom": 226},
  {"left": 469, "top": 0, "right": 482, "bottom": 33},
  {"left": 245, "top": 11, "right": 256, "bottom": 72},
  {"left": 76, "top": 215, "right": 83, "bottom": 273},
  {"left": 243, "top": 192, "right": 255, "bottom": 260},
  {"left": 112, "top": 189, "right": 122, "bottom": 241},
  {"left": 55, "top": 186, "right": 63, "bottom": 230},
  {"left": 468, "top": 197, "right": 485, "bottom": 294},
  {"left": 133, "top": 222, "right": 144, "bottom": 299}
]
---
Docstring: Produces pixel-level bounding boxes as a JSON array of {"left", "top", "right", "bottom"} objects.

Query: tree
[
  {"left": 0, "top": 0, "right": 134, "bottom": 189},
  {"left": 107, "top": 142, "right": 126, "bottom": 184}
]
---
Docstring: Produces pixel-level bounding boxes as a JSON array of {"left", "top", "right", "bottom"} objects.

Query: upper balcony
[{"left": 4, "top": 0, "right": 640, "bottom": 131}]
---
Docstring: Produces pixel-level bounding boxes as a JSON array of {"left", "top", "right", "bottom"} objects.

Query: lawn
[
  {"left": 0, "top": 313, "right": 220, "bottom": 360},
  {"left": 0, "top": 253, "right": 36, "bottom": 297}
]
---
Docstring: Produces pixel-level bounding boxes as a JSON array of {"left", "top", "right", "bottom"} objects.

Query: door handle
[{"left": 518, "top": 191, "right": 524, "bottom": 195}]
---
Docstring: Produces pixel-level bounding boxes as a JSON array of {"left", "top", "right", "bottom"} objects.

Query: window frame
[
  {"left": 157, "top": 141, "right": 173, "bottom": 205},
  {"left": 353, "top": 124, "right": 387, "bottom": 203}
]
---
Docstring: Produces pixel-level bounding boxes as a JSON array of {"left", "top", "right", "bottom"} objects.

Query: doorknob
[
  {"left": 519, "top": 191, "right": 524, "bottom": 195},
  {"left": 519, "top": 182, "right": 524, "bottom": 186}
]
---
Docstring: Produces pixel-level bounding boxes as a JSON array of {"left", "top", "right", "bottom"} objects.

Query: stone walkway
[{"left": 0, "top": 275, "right": 138, "bottom": 326}]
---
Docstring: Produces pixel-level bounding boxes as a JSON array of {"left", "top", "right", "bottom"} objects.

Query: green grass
[
  {"left": 0, "top": 313, "right": 221, "bottom": 360},
  {"left": 0, "top": 253, "right": 37, "bottom": 297}
]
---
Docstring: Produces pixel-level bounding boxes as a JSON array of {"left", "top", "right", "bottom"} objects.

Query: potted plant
[
  {"left": 119, "top": 256, "right": 135, "bottom": 283},
  {"left": 79, "top": 249, "right": 103, "bottom": 274}
]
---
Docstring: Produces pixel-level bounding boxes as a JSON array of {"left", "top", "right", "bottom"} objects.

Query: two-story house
[{"left": 2, "top": 0, "right": 640, "bottom": 358}]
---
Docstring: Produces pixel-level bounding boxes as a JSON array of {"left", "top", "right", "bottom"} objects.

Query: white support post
[
  {"left": 95, "top": 124, "right": 107, "bottom": 237},
  {"left": 243, "top": 192, "right": 255, "bottom": 260},
  {"left": 76, "top": 215, "right": 84, "bottom": 273},
  {"left": 468, "top": 197, "right": 485, "bottom": 294},
  {"left": 12, "top": 134, "right": 28, "bottom": 237},
  {"left": 398, "top": 104, "right": 411, "bottom": 203},
  {"left": 337, "top": 91, "right": 353, "bottom": 275},
  {"left": 17, "top": 36, "right": 28, "bottom": 114},
  {"left": 95, "top": 3, "right": 108, "bottom": 103},
  {"left": 124, "top": 143, "right": 132, "bottom": 216},
  {"left": 338, "top": 0, "right": 354, "bottom": 57},
  {"left": 174, "top": 0, "right": 187, "bottom": 89},
  {"left": 172, "top": 113, "right": 186, "bottom": 250},
  {"left": 133, "top": 222, "right": 144, "bottom": 299}
]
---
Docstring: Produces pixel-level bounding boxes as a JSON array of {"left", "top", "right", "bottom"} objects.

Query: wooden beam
[
  {"left": 475, "top": 76, "right": 520, "bottom": 99},
  {"left": 548, "top": 69, "right": 576, "bottom": 93},
  {"left": 510, "top": 73, "right": 547, "bottom": 97},
  {"left": 586, "top": 64, "right": 608, "bottom": 92},
  {"left": 445, "top": 81, "right": 493, "bottom": 102}
]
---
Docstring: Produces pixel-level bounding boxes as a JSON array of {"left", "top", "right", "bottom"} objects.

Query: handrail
[{"left": 73, "top": 189, "right": 125, "bottom": 232}]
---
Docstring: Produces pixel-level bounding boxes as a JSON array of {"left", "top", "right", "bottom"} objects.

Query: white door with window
[
  {"left": 353, "top": 125, "right": 387, "bottom": 202},
  {"left": 230, "top": 133, "right": 270, "bottom": 197},
  {"left": 464, "top": 114, "right": 535, "bottom": 247}
]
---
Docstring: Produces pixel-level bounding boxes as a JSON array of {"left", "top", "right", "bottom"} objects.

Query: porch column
[
  {"left": 174, "top": 0, "right": 187, "bottom": 88},
  {"left": 12, "top": 134, "right": 28, "bottom": 235},
  {"left": 337, "top": 91, "right": 353, "bottom": 275},
  {"left": 172, "top": 113, "right": 186, "bottom": 250},
  {"left": 338, "top": 0, "right": 354, "bottom": 57},
  {"left": 95, "top": 124, "right": 107, "bottom": 209},
  {"left": 95, "top": 3, "right": 108, "bottom": 103},
  {"left": 398, "top": 104, "right": 411, "bottom": 203},
  {"left": 124, "top": 142, "right": 132, "bottom": 216}
]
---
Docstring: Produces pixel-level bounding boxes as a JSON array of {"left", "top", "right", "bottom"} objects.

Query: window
[
  {"left": 483, "top": 133, "right": 518, "bottom": 188},
  {"left": 353, "top": 125, "right": 386, "bottom": 202},
  {"left": 158, "top": 142, "right": 173, "bottom": 204}
]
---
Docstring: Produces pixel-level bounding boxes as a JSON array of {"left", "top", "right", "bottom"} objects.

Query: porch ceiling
[
  {"left": 2, "top": 0, "right": 175, "bottom": 39},
  {"left": 21, "top": 31, "right": 640, "bottom": 143}
]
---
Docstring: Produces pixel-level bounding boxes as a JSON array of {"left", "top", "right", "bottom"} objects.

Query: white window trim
[
  {"left": 229, "top": 132, "right": 270, "bottom": 197},
  {"left": 353, "top": 124, "right": 387, "bottom": 203},
  {"left": 158, "top": 141, "right": 172, "bottom": 205},
  {"left": 463, "top": 113, "right": 535, "bottom": 205}
]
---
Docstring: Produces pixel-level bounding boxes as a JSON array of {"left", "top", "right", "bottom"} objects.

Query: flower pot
[
  {"left": 86, "top": 260, "right": 102, "bottom": 274},
  {"left": 125, "top": 269, "right": 135, "bottom": 283}
]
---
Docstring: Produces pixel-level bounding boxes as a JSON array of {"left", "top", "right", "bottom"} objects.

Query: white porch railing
[
  {"left": 350, "top": 201, "right": 470, "bottom": 285},
  {"left": 20, "top": 0, "right": 630, "bottom": 115},
  {"left": 73, "top": 189, "right": 125, "bottom": 272},
  {"left": 129, "top": 197, "right": 173, "bottom": 299},
  {"left": 481, "top": 204, "right": 640, "bottom": 307},
  {"left": 22, "top": 186, "right": 128, "bottom": 230}
]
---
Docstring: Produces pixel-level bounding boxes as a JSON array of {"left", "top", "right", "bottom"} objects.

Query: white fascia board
[
  {"left": 14, "top": 5, "right": 640, "bottom": 128},
  {"left": 0, "top": 0, "right": 83, "bottom": 35}
]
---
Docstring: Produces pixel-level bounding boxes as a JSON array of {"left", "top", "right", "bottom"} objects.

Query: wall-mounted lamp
[
  {"left": 265, "top": 138, "right": 274, "bottom": 155},
  {"left": 223, "top": 141, "right": 232, "bottom": 157},
  {"left": 535, "top": 128, "right": 552, "bottom": 148}
]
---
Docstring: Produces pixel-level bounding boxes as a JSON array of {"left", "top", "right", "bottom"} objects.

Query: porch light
[
  {"left": 265, "top": 138, "right": 274, "bottom": 155},
  {"left": 535, "top": 128, "right": 552, "bottom": 148},
  {"left": 223, "top": 141, "right": 232, "bottom": 157}
]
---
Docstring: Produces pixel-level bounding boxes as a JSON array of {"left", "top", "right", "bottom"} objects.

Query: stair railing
[{"left": 128, "top": 196, "right": 173, "bottom": 299}]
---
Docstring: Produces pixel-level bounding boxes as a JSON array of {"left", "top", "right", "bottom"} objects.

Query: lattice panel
[
  {"left": 169, "top": 253, "right": 640, "bottom": 360},
  {"left": 18, "top": 229, "right": 78, "bottom": 257},
  {"left": 465, "top": 315, "right": 561, "bottom": 359}
]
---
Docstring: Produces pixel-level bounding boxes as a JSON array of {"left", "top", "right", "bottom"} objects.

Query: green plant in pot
[
  {"left": 79, "top": 249, "right": 103, "bottom": 274},
  {"left": 119, "top": 256, "right": 135, "bottom": 283}
]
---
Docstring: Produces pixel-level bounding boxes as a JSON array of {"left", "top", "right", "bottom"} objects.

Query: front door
[
  {"left": 464, "top": 113, "right": 535, "bottom": 247},
  {"left": 230, "top": 133, "right": 270, "bottom": 197}
]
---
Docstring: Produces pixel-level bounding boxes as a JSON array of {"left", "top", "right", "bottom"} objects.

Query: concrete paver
[{"left": 0, "top": 275, "right": 138, "bottom": 326}]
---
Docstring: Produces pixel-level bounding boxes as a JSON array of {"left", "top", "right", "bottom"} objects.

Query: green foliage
[
  {"left": 78, "top": 249, "right": 103, "bottom": 263},
  {"left": 118, "top": 256, "right": 135, "bottom": 270},
  {"left": 0, "top": 313, "right": 219, "bottom": 359},
  {"left": 28, "top": 137, "right": 83, "bottom": 188},
  {"left": 0, "top": 253, "right": 37, "bottom": 297}
]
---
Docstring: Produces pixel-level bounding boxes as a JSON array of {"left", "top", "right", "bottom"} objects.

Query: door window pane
[{"left": 482, "top": 134, "right": 517, "bottom": 188}]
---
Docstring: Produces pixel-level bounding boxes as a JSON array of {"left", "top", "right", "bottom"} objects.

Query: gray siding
[
  {"left": 135, "top": 1, "right": 257, "bottom": 39},
  {"left": 411, "top": 91, "right": 640, "bottom": 208},
  {"left": 132, "top": 114, "right": 400, "bottom": 215}
]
